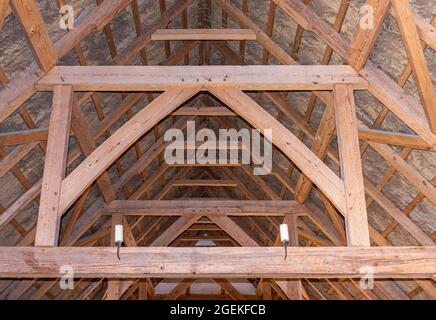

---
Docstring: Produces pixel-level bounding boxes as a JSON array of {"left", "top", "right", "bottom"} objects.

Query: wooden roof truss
[{"left": 0, "top": 0, "right": 434, "bottom": 300}]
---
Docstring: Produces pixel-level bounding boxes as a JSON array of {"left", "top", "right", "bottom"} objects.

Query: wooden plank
[
  {"left": 58, "top": 87, "right": 200, "bottom": 218},
  {"left": 35, "top": 85, "right": 73, "bottom": 246},
  {"left": 358, "top": 129, "right": 433, "bottom": 150},
  {"left": 104, "top": 200, "right": 306, "bottom": 216},
  {"left": 0, "top": 128, "right": 48, "bottom": 147},
  {"left": 37, "top": 65, "right": 368, "bottom": 91},
  {"left": 412, "top": 12, "right": 436, "bottom": 51},
  {"left": 209, "top": 87, "right": 347, "bottom": 215},
  {"left": 172, "top": 179, "right": 239, "bottom": 187},
  {"left": 10, "top": 0, "right": 57, "bottom": 71},
  {"left": 366, "top": 141, "right": 436, "bottom": 205},
  {"left": 0, "top": 142, "right": 37, "bottom": 178},
  {"left": 333, "top": 84, "right": 370, "bottom": 246},
  {"left": 391, "top": 0, "right": 436, "bottom": 133},
  {"left": 0, "top": 247, "right": 433, "bottom": 278},
  {"left": 349, "top": 0, "right": 391, "bottom": 70},
  {"left": 151, "top": 28, "right": 256, "bottom": 40},
  {"left": 172, "top": 106, "right": 236, "bottom": 116}
]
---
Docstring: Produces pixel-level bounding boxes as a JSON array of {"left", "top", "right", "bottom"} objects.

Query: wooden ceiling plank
[{"left": 35, "top": 85, "right": 73, "bottom": 247}]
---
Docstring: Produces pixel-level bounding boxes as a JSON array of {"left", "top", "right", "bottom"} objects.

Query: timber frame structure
[{"left": 0, "top": 0, "right": 434, "bottom": 300}]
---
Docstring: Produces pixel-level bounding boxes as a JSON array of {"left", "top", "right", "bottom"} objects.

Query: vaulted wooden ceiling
[{"left": 0, "top": 0, "right": 434, "bottom": 300}]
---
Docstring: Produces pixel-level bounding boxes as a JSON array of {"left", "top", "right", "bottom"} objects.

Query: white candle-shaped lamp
[
  {"left": 115, "top": 224, "right": 123, "bottom": 260},
  {"left": 115, "top": 224, "right": 123, "bottom": 243},
  {"left": 280, "top": 224, "right": 289, "bottom": 243},
  {"left": 279, "top": 223, "right": 289, "bottom": 260}
]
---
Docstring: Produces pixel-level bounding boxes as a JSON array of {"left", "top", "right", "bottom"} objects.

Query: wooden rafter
[{"left": 349, "top": 0, "right": 392, "bottom": 70}]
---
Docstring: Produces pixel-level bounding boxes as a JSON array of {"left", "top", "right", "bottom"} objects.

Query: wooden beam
[
  {"left": 35, "top": 85, "right": 73, "bottom": 246},
  {"left": 412, "top": 12, "right": 436, "bottom": 52},
  {"left": 58, "top": 87, "right": 200, "bottom": 218},
  {"left": 391, "top": 0, "right": 436, "bottom": 133},
  {"left": 172, "top": 106, "right": 236, "bottom": 116},
  {"left": 0, "top": 128, "right": 48, "bottom": 147},
  {"left": 349, "top": 0, "right": 392, "bottom": 70},
  {"left": 209, "top": 87, "right": 347, "bottom": 215},
  {"left": 104, "top": 200, "right": 306, "bottom": 216},
  {"left": 37, "top": 65, "right": 368, "bottom": 91},
  {"left": 0, "top": 247, "right": 433, "bottom": 278},
  {"left": 172, "top": 179, "right": 239, "bottom": 187},
  {"left": 10, "top": 0, "right": 57, "bottom": 71},
  {"left": 151, "top": 28, "right": 256, "bottom": 40},
  {"left": 358, "top": 129, "right": 433, "bottom": 150},
  {"left": 333, "top": 84, "right": 370, "bottom": 246}
]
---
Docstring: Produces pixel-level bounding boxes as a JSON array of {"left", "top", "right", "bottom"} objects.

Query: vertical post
[
  {"left": 35, "top": 85, "right": 73, "bottom": 246},
  {"left": 333, "top": 84, "right": 370, "bottom": 246}
]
